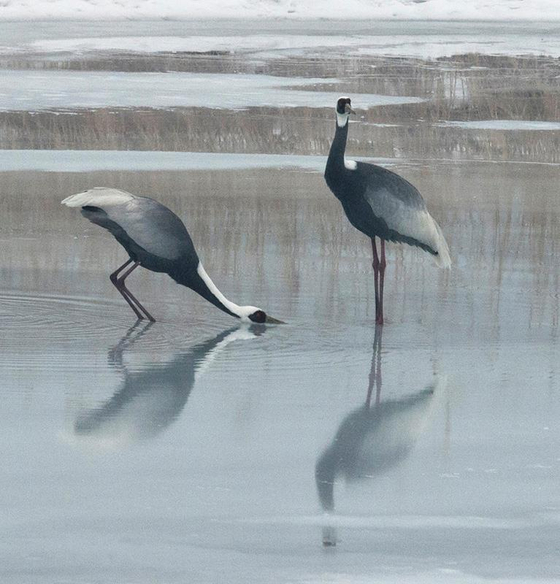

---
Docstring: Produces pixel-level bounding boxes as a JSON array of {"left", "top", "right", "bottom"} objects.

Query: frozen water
[
  {"left": 0, "top": 70, "right": 424, "bottom": 111},
  {"left": 440, "top": 120, "right": 560, "bottom": 131},
  {"left": 26, "top": 31, "right": 560, "bottom": 60},
  {"left": 1, "top": 21, "right": 560, "bottom": 59},
  {"left": 0, "top": 150, "right": 401, "bottom": 172}
]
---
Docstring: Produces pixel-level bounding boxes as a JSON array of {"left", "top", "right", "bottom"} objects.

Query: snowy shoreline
[{"left": 0, "top": 0, "right": 558, "bottom": 22}]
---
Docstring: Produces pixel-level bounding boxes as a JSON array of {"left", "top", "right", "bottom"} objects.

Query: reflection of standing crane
[
  {"left": 315, "top": 326, "right": 442, "bottom": 546},
  {"left": 73, "top": 323, "right": 261, "bottom": 448}
]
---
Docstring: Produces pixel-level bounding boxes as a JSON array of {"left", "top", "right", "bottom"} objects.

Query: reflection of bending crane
[
  {"left": 73, "top": 322, "right": 261, "bottom": 448},
  {"left": 315, "top": 326, "right": 442, "bottom": 547}
]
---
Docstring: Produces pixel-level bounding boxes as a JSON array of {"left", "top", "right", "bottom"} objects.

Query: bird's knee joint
[{"left": 110, "top": 273, "right": 125, "bottom": 286}]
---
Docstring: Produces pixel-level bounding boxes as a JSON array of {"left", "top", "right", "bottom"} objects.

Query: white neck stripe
[
  {"left": 336, "top": 112, "right": 350, "bottom": 128},
  {"left": 196, "top": 263, "right": 258, "bottom": 320}
]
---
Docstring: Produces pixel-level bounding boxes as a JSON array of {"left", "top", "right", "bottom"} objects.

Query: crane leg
[
  {"left": 110, "top": 260, "right": 141, "bottom": 319},
  {"left": 110, "top": 260, "right": 144, "bottom": 320},
  {"left": 109, "top": 260, "right": 156, "bottom": 322},
  {"left": 117, "top": 261, "right": 156, "bottom": 322},
  {"left": 379, "top": 239, "right": 387, "bottom": 325},
  {"left": 371, "top": 238, "right": 383, "bottom": 325}
]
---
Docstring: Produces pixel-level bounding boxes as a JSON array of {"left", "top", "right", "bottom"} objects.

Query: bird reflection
[
  {"left": 315, "top": 326, "right": 442, "bottom": 547},
  {"left": 73, "top": 322, "right": 262, "bottom": 448}
]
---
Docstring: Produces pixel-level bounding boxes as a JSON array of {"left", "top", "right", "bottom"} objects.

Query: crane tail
[
  {"left": 433, "top": 220, "right": 451, "bottom": 269},
  {"left": 62, "top": 188, "right": 135, "bottom": 208}
]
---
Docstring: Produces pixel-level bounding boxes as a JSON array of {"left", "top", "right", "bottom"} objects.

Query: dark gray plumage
[
  {"left": 62, "top": 188, "right": 282, "bottom": 324},
  {"left": 324, "top": 97, "right": 450, "bottom": 325}
]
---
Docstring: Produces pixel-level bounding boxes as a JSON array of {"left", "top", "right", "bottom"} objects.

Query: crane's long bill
[{"left": 265, "top": 315, "right": 285, "bottom": 324}]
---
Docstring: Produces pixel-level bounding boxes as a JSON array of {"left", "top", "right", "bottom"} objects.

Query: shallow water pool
[{"left": 0, "top": 154, "right": 559, "bottom": 582}]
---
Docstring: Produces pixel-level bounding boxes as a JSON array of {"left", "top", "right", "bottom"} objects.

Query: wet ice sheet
[
  {"left": 0, "top": 150, "right": 326, "bottom": 172},
  {"left": 0, "top": 70, "right": 424, "bottom": 112},
  {"left": 0, "top": 149, "right": 401, "bottom": 172},
  {"left": 440, "top": 120, "right": 560, "bottom": 131},
  {"left": 2, "top": 20, "right": 560, "bottom": 58},
  {"left": 28, "top": 32, "right": 560, "bottom": 60}
]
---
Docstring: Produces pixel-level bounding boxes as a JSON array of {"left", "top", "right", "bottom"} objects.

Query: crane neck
[
  {"left": 326, "top": 118, "right": 349, "bottom": 171},
  {"left": 174, "top": 262, "right": 255, "bottom": 321}
]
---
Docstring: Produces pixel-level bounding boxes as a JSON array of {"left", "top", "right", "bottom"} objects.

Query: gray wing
[
  {"left": 358, "top": 163, "right": 451, "bottom": 267},
  {"left": 62, "top": 187, "right": 195, "bottom": 261},
  {"left": 109, "top": 197, "right": 195, "bottom": 260}
]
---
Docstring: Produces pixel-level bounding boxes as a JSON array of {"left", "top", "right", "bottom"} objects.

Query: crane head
[
  {"left": 336, "top": 96, "right": 355, "bottom": 127},
  {"left": 336, "top": 97, "right": 355, "bottom": 115},
  {"left": 248, "top": 309, "right": 284, "bottom": 325}
]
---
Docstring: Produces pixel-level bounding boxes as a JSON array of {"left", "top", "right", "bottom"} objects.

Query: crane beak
[
  {"left": 265, "top": 315, "right": 285, "bottom": 324},
  {"left": 345, "top": 104, "right": 356, "bottom": 115}
]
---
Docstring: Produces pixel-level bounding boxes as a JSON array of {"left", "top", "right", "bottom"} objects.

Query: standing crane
[{"left": 324, "top": 97, "right": 450, "bottom": 324}]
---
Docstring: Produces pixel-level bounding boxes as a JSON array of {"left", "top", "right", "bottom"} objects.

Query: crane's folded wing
[
  {"left": 63, "top": 188, "right": 194, "bottom": 261},
  {"left": 364, "top": 186, "right": 451, "bottom": 268}
]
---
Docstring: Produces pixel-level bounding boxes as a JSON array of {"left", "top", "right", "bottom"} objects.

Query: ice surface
[
  {"left": 0, "top": 70, "right": 424, "bottom": 111},
  {"left": 0, "top": 20, "right": 559, "bottom": 59},
  {"left": 440, "top": 120, "right": 560, "bottom": 131},
  {"left": 0, "top": 150, "right": 400, "bottom": 172},
  {"left": 3, "top": 27, "right": 559, "bottom": 59},
  {"left": 23, "top": 34, "right": 555, "bottom": 60},
  {"left": 23, "top": 30, "right": 560, "bottom": 60}
]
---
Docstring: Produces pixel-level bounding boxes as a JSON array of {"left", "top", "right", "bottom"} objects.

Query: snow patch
[{"left": 0, "top": 0, "right": 559, "bottom": 22}]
